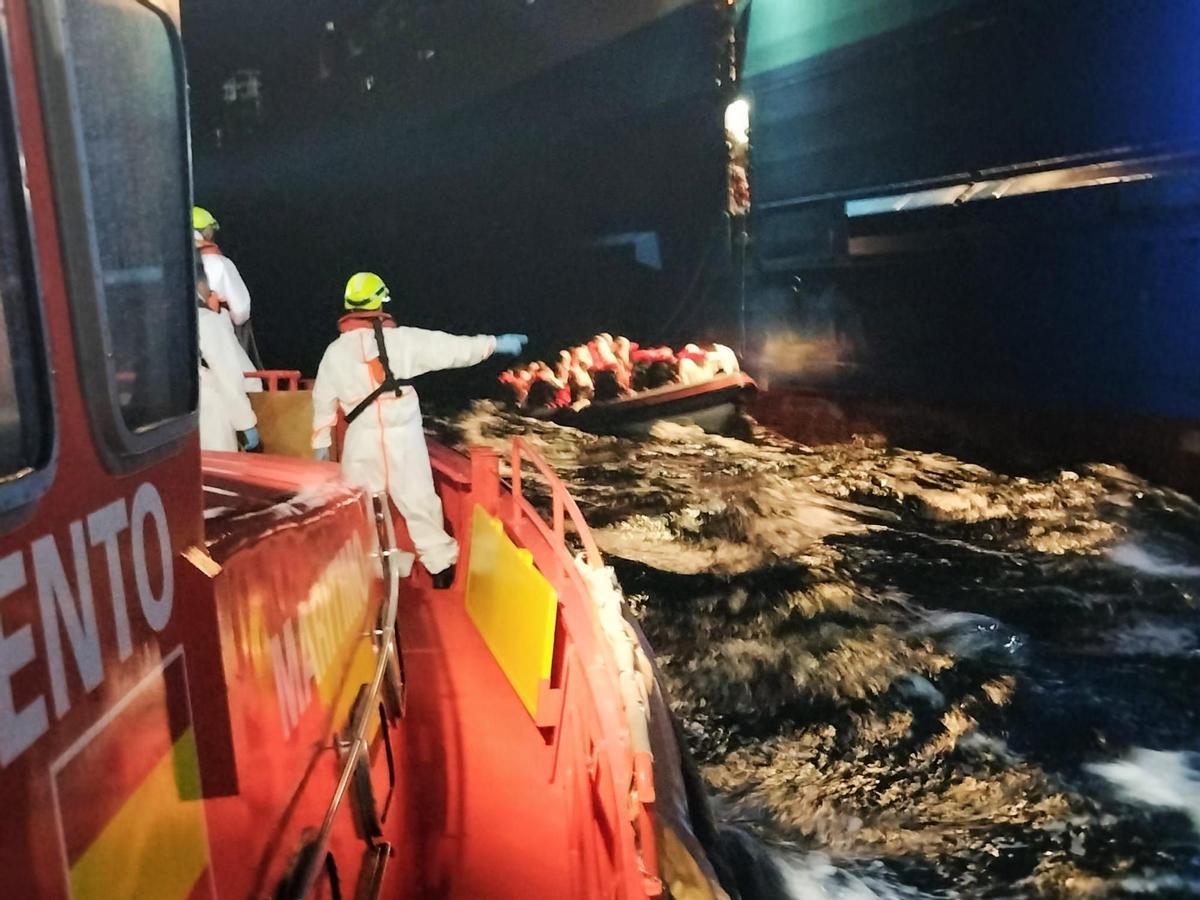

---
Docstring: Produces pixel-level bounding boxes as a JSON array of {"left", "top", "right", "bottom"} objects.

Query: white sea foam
[
  {"left": 1107, "top": 620, "right": 1199, "bottom": 658},
  {"left": 1120, "top": 873, "right": 1200, "bottom": 894},
  {"left": 1107, "top": 543, "right": 1200, "bottom": 579},
  {"left": 773, "top": 850, "right": 938, "bottom": 900},
  {"left": 915, "top": 611, "right": 1025, "bottom": 661},
  {"left": 1086, "top": 748, "right": 1200, "bottom": 834}
]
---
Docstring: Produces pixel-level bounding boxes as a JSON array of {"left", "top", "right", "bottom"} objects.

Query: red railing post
[
  {"left": 510, "top": 442, "right": 523, "bottom": 521},
  {"left": 469, "top": 447, "right": 500, "bottom": 517},
  {"left": 244, "top": 369, "right": 302, "bottom": 391}
]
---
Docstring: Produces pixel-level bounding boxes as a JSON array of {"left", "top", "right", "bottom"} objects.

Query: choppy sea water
[{"left": 434, "top": 402, "right": 1200, "bottom": 899}]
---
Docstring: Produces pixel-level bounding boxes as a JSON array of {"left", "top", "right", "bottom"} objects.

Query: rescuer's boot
[{"left": 431, "top": 564, "right": 456, "bottom": 590}]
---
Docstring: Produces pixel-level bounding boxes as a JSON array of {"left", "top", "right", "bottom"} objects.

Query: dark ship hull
[{"left": 743, "top": 0, "right": 1200, "bottom": 494}]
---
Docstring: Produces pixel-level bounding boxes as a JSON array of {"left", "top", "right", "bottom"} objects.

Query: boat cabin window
[
  {"left": 0, "top": 41, "right": 51, "bottom": 505},
  {"left": 33, "top": 0, "right": 196, "bottom": 469}
]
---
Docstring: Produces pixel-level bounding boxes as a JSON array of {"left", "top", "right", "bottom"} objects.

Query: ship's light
[{"left": 725, "top": 98, "right": 750, "bottom": 145}]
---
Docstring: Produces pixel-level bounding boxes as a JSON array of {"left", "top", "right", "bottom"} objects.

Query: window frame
[
  {"left": 0, "top": 6, "right": 56, "bottom": 517},
  {"left": 30, "top": 0, "right": 197, "bottom": 474}
]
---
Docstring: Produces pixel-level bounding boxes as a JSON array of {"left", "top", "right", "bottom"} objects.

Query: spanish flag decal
[{"left": 52, "top": 649, "right": 212, "bottom": 900}]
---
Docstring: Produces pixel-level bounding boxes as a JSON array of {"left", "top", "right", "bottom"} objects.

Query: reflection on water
[{"left": 434, "top": 402, "right": 1200, "bottom": 898}]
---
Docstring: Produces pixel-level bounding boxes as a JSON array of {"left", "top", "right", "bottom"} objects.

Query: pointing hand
[{"left": 494, "top": 333, "right": 529, "bottom": 356}]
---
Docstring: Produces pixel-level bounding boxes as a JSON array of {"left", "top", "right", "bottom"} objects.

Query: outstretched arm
[
  {"left": 407, "top": 328, "right": 497, "bottom": 376},
  {"left": 406, "top": 329, "right": 530, "bottom": 376}
]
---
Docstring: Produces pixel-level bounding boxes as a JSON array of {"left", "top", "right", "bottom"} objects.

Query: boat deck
[
  {"left": 200, "top": 443, "right": 653, "bottom": 898},
  {"left": 384, "top": 553, "right": 574, "bottom": 897}
]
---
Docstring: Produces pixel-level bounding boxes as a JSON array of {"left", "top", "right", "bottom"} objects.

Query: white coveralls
[
  {"left": 708, "top": 343, "right": 740, "bottom": 375},
  {"left": 199, "top": 250, "right": 261, "bottom": 391},
  {"left": 311, "top": 326, "right": 497, "bottom": 575},
  {"left": 677, "top": 357, "right": 709, "bottom": 385},
  {"left": 197, "top": 307, "right": 256, "bottom": 451}
]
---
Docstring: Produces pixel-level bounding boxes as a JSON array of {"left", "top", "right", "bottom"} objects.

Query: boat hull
[
  {"left": 544, "top": 373, "right": 757, "bottom": 437},
  {"left": 744, "top": 0, "right": 1200, "bottom": 496}
]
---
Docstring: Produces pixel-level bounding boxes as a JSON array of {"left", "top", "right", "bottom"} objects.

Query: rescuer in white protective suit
[
  {"left": 193, "top": 206, "right": 263, "bottom": 390},
  {"left": 311, "top": 272, "right": 528, "bottom": 588},
  {"left": 196, "top": 258, "right": 260, "bottom": 452}
]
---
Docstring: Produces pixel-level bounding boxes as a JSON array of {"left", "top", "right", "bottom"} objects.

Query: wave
[
  {"left": 1086, "top": 748, "right": 1200, "bottom": 834},
  {"left": 772, "top": 850, "right": 941, "bottom": 900},
  {"left": 910, "top": 611, "right": 1026, "bottom": 663},
  {"left": 1107, "top": 542, "right": 1200, "bottom": 580}
]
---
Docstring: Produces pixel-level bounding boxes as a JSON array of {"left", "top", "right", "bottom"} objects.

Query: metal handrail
[
  {"left": 509, "top": 437, "right": 602, "bottom": 569},
  {"left": 503, "top": 439, "right": 661, "bottom": 896},
  {"left": 292, "top": 493, "right": 401, "bottom": 898}
]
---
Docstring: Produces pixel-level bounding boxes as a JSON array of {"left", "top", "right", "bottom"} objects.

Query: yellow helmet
[
  {"left": 344, "top": 271, "right": 390, "bottom": 310},
  {"left": 192, "top": 206, "right": 218, "bottom": 232}
]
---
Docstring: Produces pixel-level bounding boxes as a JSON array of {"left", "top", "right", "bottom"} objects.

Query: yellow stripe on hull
[{"left": 69, "top": 728, "right": 208, "bottom": 900}]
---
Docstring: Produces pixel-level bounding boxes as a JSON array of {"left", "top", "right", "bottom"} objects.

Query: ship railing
[
  {"left": 507, "top": 437, "right": 602, "bottom": 567},
  {"left": 493, "top": 437, "right": 662, "bottom": 897},
  {"left": 289, "top": 490, "right": 401, "bottom": 899},
  {"left": 245, "top": 369, "right": 303, "bottom": 391}
]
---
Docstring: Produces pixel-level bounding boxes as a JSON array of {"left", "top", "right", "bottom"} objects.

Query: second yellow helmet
[
  {"left": 192, "top": 206, "right": 218, "bottom": 232},
  {"left": 344, "top": 272, "right": 390, "bottom": 310}
]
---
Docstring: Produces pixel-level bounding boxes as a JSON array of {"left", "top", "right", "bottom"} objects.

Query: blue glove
[
  {"left": 313, "top": 446, "right": 331, "bottom": 462},
  {"left": 494, "top": 333, "right": 529, "bottom": 356},
  {"left": 240, "top": 427, "right": 261, "bottom": 451}
]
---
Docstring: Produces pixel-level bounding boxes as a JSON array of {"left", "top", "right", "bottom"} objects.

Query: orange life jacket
[
  {"left": 338, "top": 311, "right": 396, "bottom": 333},
  {"left": 632, "top": 346, "right": 674, "bottom": 364},
  {"left": 338, "top": 312, "right": 398, "bottom": 387}
]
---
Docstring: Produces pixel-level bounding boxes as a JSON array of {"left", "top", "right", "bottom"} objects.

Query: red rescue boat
[{"left": 0, "top": 2, "right": 726, "bottom": 898}]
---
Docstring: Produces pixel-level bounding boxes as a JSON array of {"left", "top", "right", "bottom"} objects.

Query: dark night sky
[
  {"left": 181, "top": 0, "right": 733, "bottom": 381},
  {"left": 182, "top": 0, "right": 699, "bottom": 125}
]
